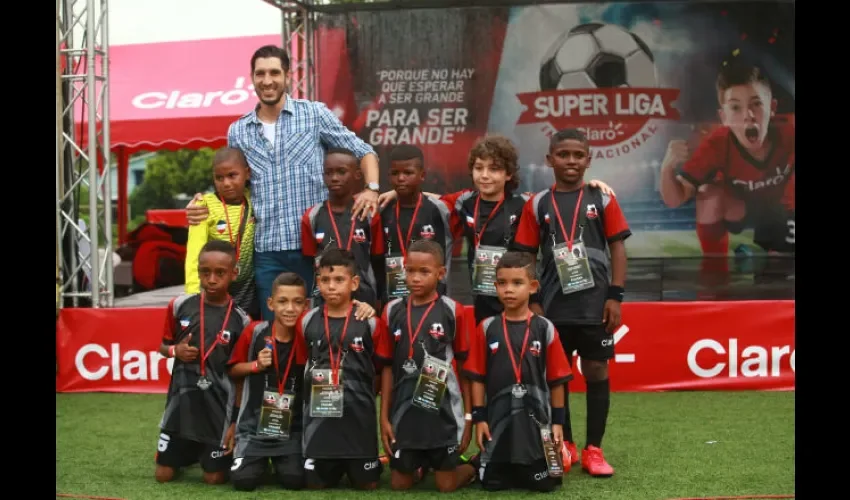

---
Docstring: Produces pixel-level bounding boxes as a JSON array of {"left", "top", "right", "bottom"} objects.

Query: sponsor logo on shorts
[{"left": 364, "top": 459, "right": 381, "bottom": 470}]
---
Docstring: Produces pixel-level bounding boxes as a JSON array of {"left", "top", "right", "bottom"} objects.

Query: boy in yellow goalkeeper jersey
[{"left": 185, "top": 148, "right": 258, "bottom": 318}]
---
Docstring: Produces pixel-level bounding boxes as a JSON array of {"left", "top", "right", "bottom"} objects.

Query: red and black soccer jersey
[
  {"left": 227, "top": 321, "right": 308, "bottom": 458},
  {"left": 301, "top": 201, "right": 384, "bottom": 306},
  {"left": 512, "top": 185, "right": 631, "bottom": 325},
  {"left": 297, "top": 306, "right": 390, "bottom": 459},
  {"left": 679, "top": 123, "right": 794, "bottom": 204},
  {"left": 463, "top": 314, "right": 572, "bottom": 465},
  {"left": 379, "top": 195, "right": 454, "bottom": 298},
  {"left": 378, "top": 295, "right": 468, "bottom": 450},
  {"left": 442, "top": 190, "right": 530, "bottom": 321},
  {"left": 160, "top": 293, "right": 251, "bottom": 447}
]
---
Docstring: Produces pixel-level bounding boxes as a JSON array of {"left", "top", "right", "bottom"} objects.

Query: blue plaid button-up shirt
[{"left": 227, "top": 96, "right": 375, "bottom": 252}]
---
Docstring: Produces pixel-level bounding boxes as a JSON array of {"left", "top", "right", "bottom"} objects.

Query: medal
[
  {"left": 511, "top": 384, "right": 527, "bottom": 399},
  {"left": 197, "top": 376, "right": 212, "bottom": 390},
  {"left": 197, "top": 292, "right": 234, "bottom": 391},
  {"left": 402, "top": 358, "right": 418, "bottom": 374}
]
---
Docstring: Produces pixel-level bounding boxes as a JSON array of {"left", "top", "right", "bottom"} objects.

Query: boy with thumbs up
[{"left": 154, "top": 240, "right": 252, "bottom": 485}]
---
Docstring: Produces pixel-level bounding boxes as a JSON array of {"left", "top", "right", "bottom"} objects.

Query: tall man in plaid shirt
[{"left": 187, "top": 45, "right": 381, "bottom": 321}]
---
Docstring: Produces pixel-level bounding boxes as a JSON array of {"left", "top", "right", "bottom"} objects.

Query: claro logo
[
  {"left": 572, "top": 325, "right": 634, "bottom": 375},
  {"left": 74, "top": 343, "right": 174, "bottom": 381},
  {"left": 687, "top": 338, "right": 795, "bottom": 379},
  {"left": 131, "top": 77, "right": 254, "bottom": 110}
]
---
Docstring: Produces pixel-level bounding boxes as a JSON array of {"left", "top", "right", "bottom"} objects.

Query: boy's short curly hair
[{"left": 467, "top": 134, "right": 520, "bottom": 195}]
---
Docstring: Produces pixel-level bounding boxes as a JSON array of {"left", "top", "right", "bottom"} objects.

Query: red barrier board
[{"left": 56, "top": 301, "right": 795, "bottom": 394}]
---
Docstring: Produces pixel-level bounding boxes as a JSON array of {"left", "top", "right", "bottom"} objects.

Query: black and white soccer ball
[{"left": 539, "top": 23, "right": 657, "bottom": 90}]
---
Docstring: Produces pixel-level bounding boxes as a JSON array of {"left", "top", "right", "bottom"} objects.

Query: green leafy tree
[{"left": 129, "top": 149, "right": 215, "bottom": 220}]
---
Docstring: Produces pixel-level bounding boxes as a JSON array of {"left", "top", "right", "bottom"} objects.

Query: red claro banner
[{"left": 55, "top": 301, "right": 795, "bottom": 394}]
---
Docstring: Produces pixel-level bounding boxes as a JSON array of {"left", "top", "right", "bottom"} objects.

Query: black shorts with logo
[
  {"left": 155, "top": 431, "right": 232, "bottom": 473},
  {"left": 390, "top": 446, "right": 460, "bottom": 474},
  {"left": 480, "top": 460, "right": 557, "bottom": 492},
  {"left": 554, "top": 323, "right": 613, "bottom": 362},
  {"left": 304, "top": 457, "right": 383, "bottom": 487},
  {"left": 230, "top": 454, "right": 304, "bottom": 489}
]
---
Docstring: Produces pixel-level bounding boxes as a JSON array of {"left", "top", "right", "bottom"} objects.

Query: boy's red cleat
[
  {"left": 563, "top": 441, "right": 579, "bottom": 466},
  {"left": 581, "top": 445, "right": 614, "bottom": 477}
]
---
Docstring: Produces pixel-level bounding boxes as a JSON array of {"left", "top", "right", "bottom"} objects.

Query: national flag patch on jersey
[
  {"left": 393, "top": 328, "right": 402, "bottom": 338},
  {"left": 544, "top": 213, "right": 551, "bottom": 223},
  {"left": 180, "top": 319, "right": 190, "bottom": 329},
  {"left": 489, "top": 341, "right": 499, "bottom": 353},
  {"left": 216, "top": 220, "right": 227, "bottom": 234},
  {"left": 466, "top": 216, "right": 474, "bottom": 226},
  {"left": 316, "top": 232, "right": 325, "bottom": 244}
]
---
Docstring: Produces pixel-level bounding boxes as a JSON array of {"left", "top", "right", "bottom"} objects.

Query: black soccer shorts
[
  {"left": 480, "top": 460, "right": 557, "bottom": 492},
  {"left": 230, "top": 454, "right": 305, "bottom": 490},
  {"left": 554, "top": 323, "right": 614, "bottom": 362},
  {"left": 155, "top": 431, "right": 232, "bottom": 473},
  {"left": 304, "top": 457, "right": 383, "bottom": 487},
  {"left": 390, "top": 445, "right": 460, "bottom": 474}
]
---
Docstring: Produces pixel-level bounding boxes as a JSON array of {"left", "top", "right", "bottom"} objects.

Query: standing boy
[
  {"left": 155, "top": 240, "right": 252, "bottom": 485},
  {"left": 377, "top": 145, "right": 453, "bottom": 302},
  {"left": 463, "top": 251, "right": 573, "bottom": 492},
  {"left": 301, "top": 148, "right": 384, "bottom": 309},
  {"left": 297, "top": 248, "right": 390, "bottom": 490},
  {"left": 378, "top": 239, "right": 477, "bottom": 492},
  {"left": 185, "top": 148, "right": 257, "bottom": 317},
  {"left": 513, "top": 128, "right": 631, "bottom": 477}
]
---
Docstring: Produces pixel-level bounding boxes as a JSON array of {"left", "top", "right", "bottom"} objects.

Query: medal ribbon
[
  {"left": 323, "top": 304, "right": 353, "bottom": 385},
  {"left": 549, "top": 184, "right": 584, "bottom": 251},
  {"left": 406, "top": 298, "right": 438, "bottom": 361},
  {"left": 219, "top": 197, "right": 246, "bottom": 262},
  {"left": 473, "top": 194, "right": 505, "bottom": 248},
  {"left": 271, "top": 324, "right": 297, "bottom": 396},
  {"left": 395, "top": 194, "right": 423, "bottom": 259},
  {"left": 326, "top": 201, "right": 356, "bottom": 251},
  {"left": 501, "top": 312, "right": 533, "bottom": 386},
  {"left": 198, "top": 292, "right": 234, "bottom": 377}
]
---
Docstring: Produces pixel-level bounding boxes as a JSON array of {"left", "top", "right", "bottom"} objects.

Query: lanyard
[
  {"left": 219, "top": 197, "right": 246, "bottom": 262},
  {"left": 473, "top": 194, "right": 505, "bottom": 248},
  {"left": 270, "top": 324, "right": 297, "bottom": 396},
  {"left": 549, "top": 184, "right": 584, "bottom": 250},
  {"left": 323, "top": 304, "right": 353, "bottom": 385},
  {"left": 326, "top": 201, "right": 356, "bottom": 251},
  {"left": 394, "top": 194, "right": 423, "bottom": 259},
  {"left": 502, "top": 312, "right": 533, "bottom": 385},
  {"left": 405, "top": 297, "right": 438, "bottom": 361},
  {"left": 198, "top": 292, "right": 234, "bottom": 377}
]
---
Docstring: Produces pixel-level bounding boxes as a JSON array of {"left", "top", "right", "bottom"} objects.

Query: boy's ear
[
  {"left": 353, "top": 167, "right": 363, "bottom": 180},
  {"left": 530, "top": 279, "right": 540, "bottom": 295},
  {"left": 350, "top": 274, "right": 361, "bottom": 291}
]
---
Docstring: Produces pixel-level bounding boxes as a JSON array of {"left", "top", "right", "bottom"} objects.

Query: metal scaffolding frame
[
  {"left": 57, "top": 0, "right": 113, "bottom": 309},
  {"left": 262, "top": 0, "right": 318, "bottom": 100}
]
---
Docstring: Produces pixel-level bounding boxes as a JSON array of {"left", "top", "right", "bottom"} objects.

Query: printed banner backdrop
[
  {"left": 56, "top": 302, "right": 794, "bottom": 393},
  {"left": 317, "top": 1, "right": 795, "bottom": 259}
]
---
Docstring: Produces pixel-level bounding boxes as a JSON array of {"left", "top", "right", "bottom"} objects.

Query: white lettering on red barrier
[
  {"left": 687, "top": 338, "right": 795, "bottom": 379},
  {"left": 131, "top": 78, "right": 254, "bottom": 110},
  {"left": 75, "top": 343, "right": 174, "bottom": 381}
]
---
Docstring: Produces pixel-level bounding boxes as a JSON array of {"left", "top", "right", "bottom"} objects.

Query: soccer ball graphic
[{"left": 539, "top": 23, "right": 657, "bottom": 90}]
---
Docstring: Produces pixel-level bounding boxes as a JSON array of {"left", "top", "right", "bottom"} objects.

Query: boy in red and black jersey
[
  {"left": 155, "top": 240, "right": 252, "bottom": 485},
  {"left": 301, "top": 148, "right": 384, "bottom": 309},
  {"left": 297, "top": 248, "right": 391, "bottom": 490},
  {"left": 378, "top": 240, "right": 477, "bottom": 492},
  {"left": 512, "top": 128, "right": 630, "bottom": 477},
  {"left": 463, "top": 251, "right": 572, "bottom": 492}
]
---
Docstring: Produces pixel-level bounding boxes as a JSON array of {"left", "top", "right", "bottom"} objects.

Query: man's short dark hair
[
  {"left": 389, "top": 145, "right": 424, "bottom": 169},
  {"left": 408, "top": 239, "right": 445, "bottom": 265},
  {"left": 495, "top": 251, "right": 536, "bottom": 280},
  {"left": 317, "top": 248, "right": 357, "bottom": 276},
  {"left": 251, "top": 45, "right": 290, "bottom": 73},
  {"left": 271, "top": 272, "right": 307, "bottom": 295},
  {"left": 549, "top": 128, "right": 589, "bottom": 151},
  {"left": 200, "top": 240, "right": 237, "bottom": 266}
]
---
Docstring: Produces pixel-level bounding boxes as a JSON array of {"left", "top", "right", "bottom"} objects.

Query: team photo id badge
[
  {"left": 539, "top": 424, "right": 565, "bottom": 477},
  {"left": 257, "top": 391, "right": 295, "bottom": 439},
  {"left": 309, "top": 369, "right": 344, "bottom": 418},
  {"left": 385, "top": 256, "right": 408, "bottom": 298},
  {"left": 553, "top": 239, "right": 595, "bottom": 295},
  {"left": 411, "top": 353, "right": 450, "bottom": 412},
  {"left": 471, "top": 246, "right": 506, "bottom": 296}
]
